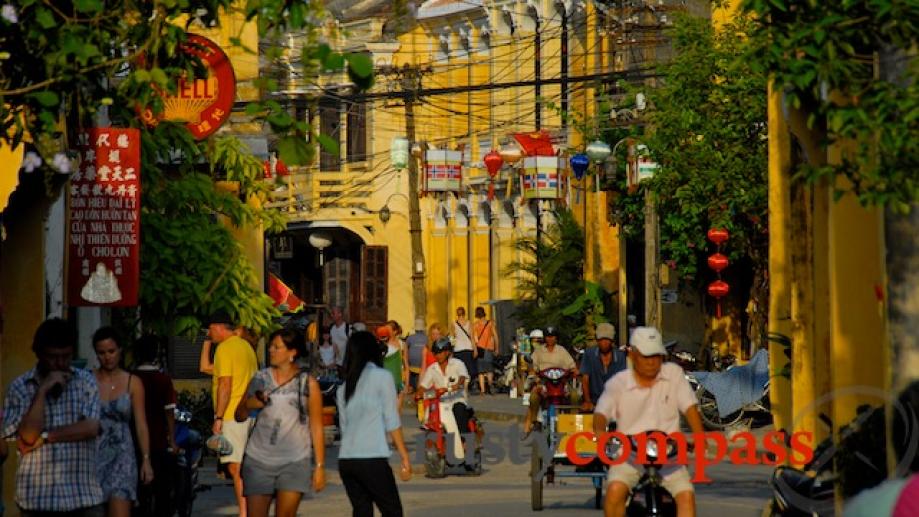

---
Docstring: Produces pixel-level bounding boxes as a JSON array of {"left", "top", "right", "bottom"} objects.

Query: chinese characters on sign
[
  {"left": 67, "top": 128, "right": 141, "bottom": 307},
  {"left": 139, "top": 33, "right": 236, "bottom": 140}
]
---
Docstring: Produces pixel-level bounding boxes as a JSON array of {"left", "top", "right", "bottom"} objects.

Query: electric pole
[{"left": 383, "top": 64, "right": 428, "bottom": 323}]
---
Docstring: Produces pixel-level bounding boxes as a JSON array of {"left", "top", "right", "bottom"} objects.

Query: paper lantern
[
  {"left": 585, "top": 140, "right": 611, "bottom": 163},
  {"left": 707, "top": 280, "right": 730, "bottom": 299},
  {"left": 707, "top": 228, "right": 729, "bottom": 245},
  {"left": 707, "top": 253, "right": 729, "bottom": 273},
  {"left": 570, "top": 153, "right": 590, "bottom": 180},
  {"left": 391, "top": 137, "right": 410, "bottom": 170},
  {"left": 483, "top": 150, "right": 504, "bottom": 200},
  {"left": 499, "top": 144, "right": 523, "bottom": 165}
]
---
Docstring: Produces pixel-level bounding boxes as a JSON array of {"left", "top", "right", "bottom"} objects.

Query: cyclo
[{"left": 528, "top": 366, "right": 607, "bottom": 510}]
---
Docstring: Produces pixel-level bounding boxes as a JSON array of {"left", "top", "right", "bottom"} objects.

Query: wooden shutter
[
  {"left": 324, "top": 256, "right": 351, "bottom": 317},
  {"left": 347, "top": 102, "right": 367, "bottom": 163},
  {"left": 361, "top": 246, "right": 388, "bottom": 327},
  {"left": 319, "top": 101, "right": 341, "bottom": 171}
]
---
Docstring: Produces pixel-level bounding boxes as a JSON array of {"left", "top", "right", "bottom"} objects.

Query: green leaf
[
  {"left": 29, "top": 91, "right": 60, "bottom": 107},
  {"left": 316, "top": 134, "right": 340, "bottom": 156},
  {"left": 322, "top": 52, "right": 345, "bottom": 71},
  {"left": 35, "top": 7, "right": 56, "bottom": 29},
  {"left": 150, "top": 68, "right": 169, "bottom": 87},
  {"left": 277, "top": 136, "right": 313, "bottom": 166},
  {"left": 346, "top": 53, "right": 374, "bottom": 78},
  {"left": 73, "top": 0, "right": 103, "bottom": 13}
]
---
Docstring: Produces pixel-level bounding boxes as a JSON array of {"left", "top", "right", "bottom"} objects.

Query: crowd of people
[{"left": 4, "top": 306, "right": 914, "bottom": 517}]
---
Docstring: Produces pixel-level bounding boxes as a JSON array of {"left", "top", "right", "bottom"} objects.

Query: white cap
[
  {"left": 595, "top": 323, "right": 616, "bottom": 341},
  {"left": 630, "top": 326, "right": 666, "bottom": 356},
  {"left": 529, "top": 329, "right": 544, "bottom": 339}
]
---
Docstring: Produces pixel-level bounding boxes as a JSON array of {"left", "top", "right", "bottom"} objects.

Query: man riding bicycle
[
  {"left": 523, "top": 326, "right": 579, "bottom": 436},
  {"left": 592, "top": 326, "right": 705, "bottom": 517},
  {"left": 417, "top": 338, "right": 473, "bottom": 467}
]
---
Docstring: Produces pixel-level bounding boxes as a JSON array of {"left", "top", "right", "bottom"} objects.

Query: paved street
[{"left": 194, "top": 396, "right": 773, "bottom": 516}]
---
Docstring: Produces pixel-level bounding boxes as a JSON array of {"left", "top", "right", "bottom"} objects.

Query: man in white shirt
[
  {"left": 328, "top": 306, "right": 351, "bottom": 367},
  {"left": 592, "top": 326, "right": 704, "bottom": 517},
  {"left": 523, "top": 326, "right": 578, "bottom": 435},
  {"left": 418, "top": 338, "right": 471, "bottom": 464}
]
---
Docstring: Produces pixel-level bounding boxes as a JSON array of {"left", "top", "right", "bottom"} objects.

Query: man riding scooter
[
  {"left": 592, "top": 326, "right": 706, "bottom": 517},
  {"left": 523, "top": 326, "right": 579, "bottom": 437},
  {"left": 417, "top": 338, "right": 475, "bottom": 469}
]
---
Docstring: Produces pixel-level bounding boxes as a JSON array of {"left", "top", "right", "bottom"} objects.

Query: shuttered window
[
  {"left": 347, "top": 102, "right": 367, "bottom": 163},
  {"left": 319, "top": 101, "right": 341, "bottom": 171},
  {"left": 361, "top": 246, "right": 388, "bottom": 327}
]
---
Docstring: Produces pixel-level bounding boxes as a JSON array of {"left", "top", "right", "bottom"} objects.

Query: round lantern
[
  {"left": 707, "top": 253, "right": 729, "bottom": 273},
  {"left": 483, "top": 150, "right": 503, "bottom": 178},
  {"left": 499, "top": 144, "right": 523, "bottom": 165},
  {"left": 707, "top": 228, "right": 729, "bottom": 245},
  {"left": 391, "top": 137, "right": 409, "bottom": 170},
  {"left": 585, "top": 140, "right": 612, "bottom": 163},
  {"left": 707, "top": 279, "right": 730, "bottom": 298},
  {"left": 483, "top": 149, "right": 504, "bottom": 201},
  {"left": 570, "top": 153, "right": 590, "bottom": 180}
]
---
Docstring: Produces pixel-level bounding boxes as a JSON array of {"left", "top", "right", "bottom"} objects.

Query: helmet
[
  {"left": 545, "top": 326, "right": 559, "bottom": 337},
  {"left": 529, "top": 329, "right": 544, "bottom": 339},
  {"left": 431, "top": 337, "right": 453, "bottom": 354}
]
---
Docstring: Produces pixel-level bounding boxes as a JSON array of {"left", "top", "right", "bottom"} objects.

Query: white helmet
[{"left": 529, "top": 329, "right": 544, "bottom": 339}]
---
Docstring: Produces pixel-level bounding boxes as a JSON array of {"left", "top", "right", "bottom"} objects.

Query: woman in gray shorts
[{"left": 235, "top": 329, "right": 326, "bottom": 517}]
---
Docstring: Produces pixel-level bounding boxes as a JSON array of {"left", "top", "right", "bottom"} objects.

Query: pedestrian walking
[
  {"left": 328, "top": 306, "right": 352, "bottom": 368},
  {"left": 473, "top": 307, "right": 500, "bottom": 395},
  {"left": 92, "top": 327, "right": 154, "bottom": 517},
  {"left": 207, "top": 311, "right": 259, "bottom": 517},
  {"left": 1, "top": 318, "right": 104, "bottom": 516},
  {"left": 235, "top": 328, "right": 326, "bottom": 517},
  {"left": 424, "top": 323, "right": 443, "bottom": 370},
  {"left": 405, "top": 318, "right": 428, "bottom": 391},
  {"left": 337, "top": 331, "right": 412, "bottom": 517},
  {"left": 316, "top": 326, "right": 339, "bottom": 376},
  {"left": 131, "top": 334, "right": 178, "bottom": 517},
  {"left": 385, "top": 321, "right": 410, "bottom": 406},
  {"left": 450, "top": 307, "right": 477, "bottom": 392}
]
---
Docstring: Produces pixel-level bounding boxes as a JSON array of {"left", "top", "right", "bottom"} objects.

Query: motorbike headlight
[{"left": 645, "top": 441, "right": 659, "bottom": 461}]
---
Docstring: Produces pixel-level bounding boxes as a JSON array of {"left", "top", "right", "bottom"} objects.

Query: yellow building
[{"left": 264, "top": 0, "right": 691, "bottom": 340}]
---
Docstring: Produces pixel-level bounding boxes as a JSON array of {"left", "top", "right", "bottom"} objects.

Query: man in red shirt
[{"left": 132, "top": 335, "right": 178, "bottom": 517}]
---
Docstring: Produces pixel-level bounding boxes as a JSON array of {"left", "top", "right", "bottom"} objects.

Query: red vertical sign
[{"left": 67, "top": 128, "right": 141, "bottom": 307}]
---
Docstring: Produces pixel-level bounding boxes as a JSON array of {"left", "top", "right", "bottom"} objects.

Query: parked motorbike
[
  {"left": 173, "top": 406, "right": 204, "bottom": 517},
  {"left": 664, "top": 340, "right": 697, "bottom": 372},
  {"left": 689, "top": 348, "right": 771, "bottom": 430},
  {"left": 492, "top": 353, "right": 516, "bottom": 394}
]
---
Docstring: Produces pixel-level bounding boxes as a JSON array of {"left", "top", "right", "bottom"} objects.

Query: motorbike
[
  {"left": 618, "top": 430, "right": 681, "bottom": 517},
  {"left": 689, "top": 348, "right": 771, "bottom": 430},
  {"left": 492, "top": 353, "right": 516, "bottom": 394},
  {"left": 173, "top": 406, "right": 204, "bottom": 517},
  {"left": 664, "top": 340, "right": 697, "bottom": 372},
  {"left": 418, "top": 387, "right": 483, "bottom": 478}
]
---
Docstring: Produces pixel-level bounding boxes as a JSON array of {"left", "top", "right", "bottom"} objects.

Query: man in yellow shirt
[{"left": 208, "top": 312, "right": 257, "bottom": 517}]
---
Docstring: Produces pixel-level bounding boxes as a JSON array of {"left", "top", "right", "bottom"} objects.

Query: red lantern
[
  {"left": 707, "top": 280, "right": 730, "bottom": 317},
  {"left": 707, "top": 228, "right": 729, "bottom": 245},
  {"left": 707, "top": 253, "right": 729, "bottom": 273},
  {"left": 483, "top": 150, "right": 504, "bottom": 200}
]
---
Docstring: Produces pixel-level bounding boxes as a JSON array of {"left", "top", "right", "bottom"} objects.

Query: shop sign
[
  {"left": 140, "top": 34, "right": 236, "bottom": 140},
  {"left": 67, "top": 128, "right": 141, "bottom": 306}
]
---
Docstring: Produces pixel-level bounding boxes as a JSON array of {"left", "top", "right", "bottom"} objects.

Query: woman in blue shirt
[{"left": 337, "top": 331, "right": 412, "bottom": 517}]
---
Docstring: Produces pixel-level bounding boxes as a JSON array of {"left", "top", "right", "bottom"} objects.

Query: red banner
[{"left": 67, "top": 128, "right": 141, "bottom": 307}]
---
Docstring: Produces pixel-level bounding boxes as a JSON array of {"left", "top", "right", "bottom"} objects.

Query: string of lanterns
[{"left": 706, "top": 228, "right": 730, "bottom": 317}]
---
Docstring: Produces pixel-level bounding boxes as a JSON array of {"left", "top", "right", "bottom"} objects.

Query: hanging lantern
[
  {"left": 391, "top": 137, "right": 410, "bottom": 170},
  {"left": 585, "top": 140, "right": 612, "bottom": 163},
  {"left": 570, "top": 153, "right": 590, "bottom": 180},
  {"left": 707, "top": 228, "right": 730, "bottom": 245},
  {"left": 707, "top": 253, "right": 729, "bottom": 273},
  {"left": 499, "top": 144, "right": 523, "bottom": 165},
  {"left": 483, "top": 150, "right": 504, "bottom": 201},
  {"left": 707, "top": 280, "right": 730, "bottom": 317}
]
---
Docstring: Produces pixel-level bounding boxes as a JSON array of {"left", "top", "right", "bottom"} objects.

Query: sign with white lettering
[{"left": 67, "top": 128, "right": 141, "bottom": 307}]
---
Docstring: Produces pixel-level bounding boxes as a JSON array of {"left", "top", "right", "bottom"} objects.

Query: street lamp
[{"left": 308, "top": 232, "right": 333, "bottom": 267}]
